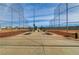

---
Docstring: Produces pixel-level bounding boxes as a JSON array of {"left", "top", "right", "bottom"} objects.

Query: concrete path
[{"left": 0, "top": 31, "right": 79, "bottom": 54}]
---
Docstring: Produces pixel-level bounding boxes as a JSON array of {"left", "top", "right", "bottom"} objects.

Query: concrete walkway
[{"left": 0, "top": 31, "right": 79, "bottom": 54}]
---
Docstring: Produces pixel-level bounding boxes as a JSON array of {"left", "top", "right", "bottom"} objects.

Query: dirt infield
[
  {"left": 0, "top": 29, "right": 28, "bottom": 37},
  {"left": 47, "top": 30, "right": 79, "bottom": 39}
]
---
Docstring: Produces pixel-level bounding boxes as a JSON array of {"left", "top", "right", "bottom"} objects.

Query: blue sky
[
  {"left": 0, "top": 3, "right": 79, "bottom": 28},
  {"left": 0, "top": 3, "right": 58, "bottom": 28}
]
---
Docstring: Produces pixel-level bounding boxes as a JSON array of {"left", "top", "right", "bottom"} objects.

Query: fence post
[
  {"left": 59, "top": 6, "right": 60, "bottom": 29},
  {"left": 11, "top": 7, "right": 13, "bottom": 29},
  {"left": 66, "top": 3, "right": 69, "bottom": 32}
]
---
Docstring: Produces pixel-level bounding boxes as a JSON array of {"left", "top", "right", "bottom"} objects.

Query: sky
[
  {"left": 0, "top": 3, "right": 79, "bottom": 28},
  {"left": 0, "top": 3, "right": 58, "bottom": 28}
]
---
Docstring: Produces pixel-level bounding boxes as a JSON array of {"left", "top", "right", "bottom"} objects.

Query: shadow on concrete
[
  {"left": 24, "top": 32, "right": 31, "bottom": 35},
  {"left": 44, "top": 32, "right": 52, "bottom": 35}
]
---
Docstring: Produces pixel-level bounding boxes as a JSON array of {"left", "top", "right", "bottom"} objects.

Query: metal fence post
[
  {"left": 66, "top": 3, "right": 68, "bottom": 32},
  {"left": 11, "top": 7, "right": 13, "bottom": 29}
]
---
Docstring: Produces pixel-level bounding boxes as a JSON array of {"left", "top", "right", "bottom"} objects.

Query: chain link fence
[{"left": 53, "top": 3, "right": 79, "bottom": 30}]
